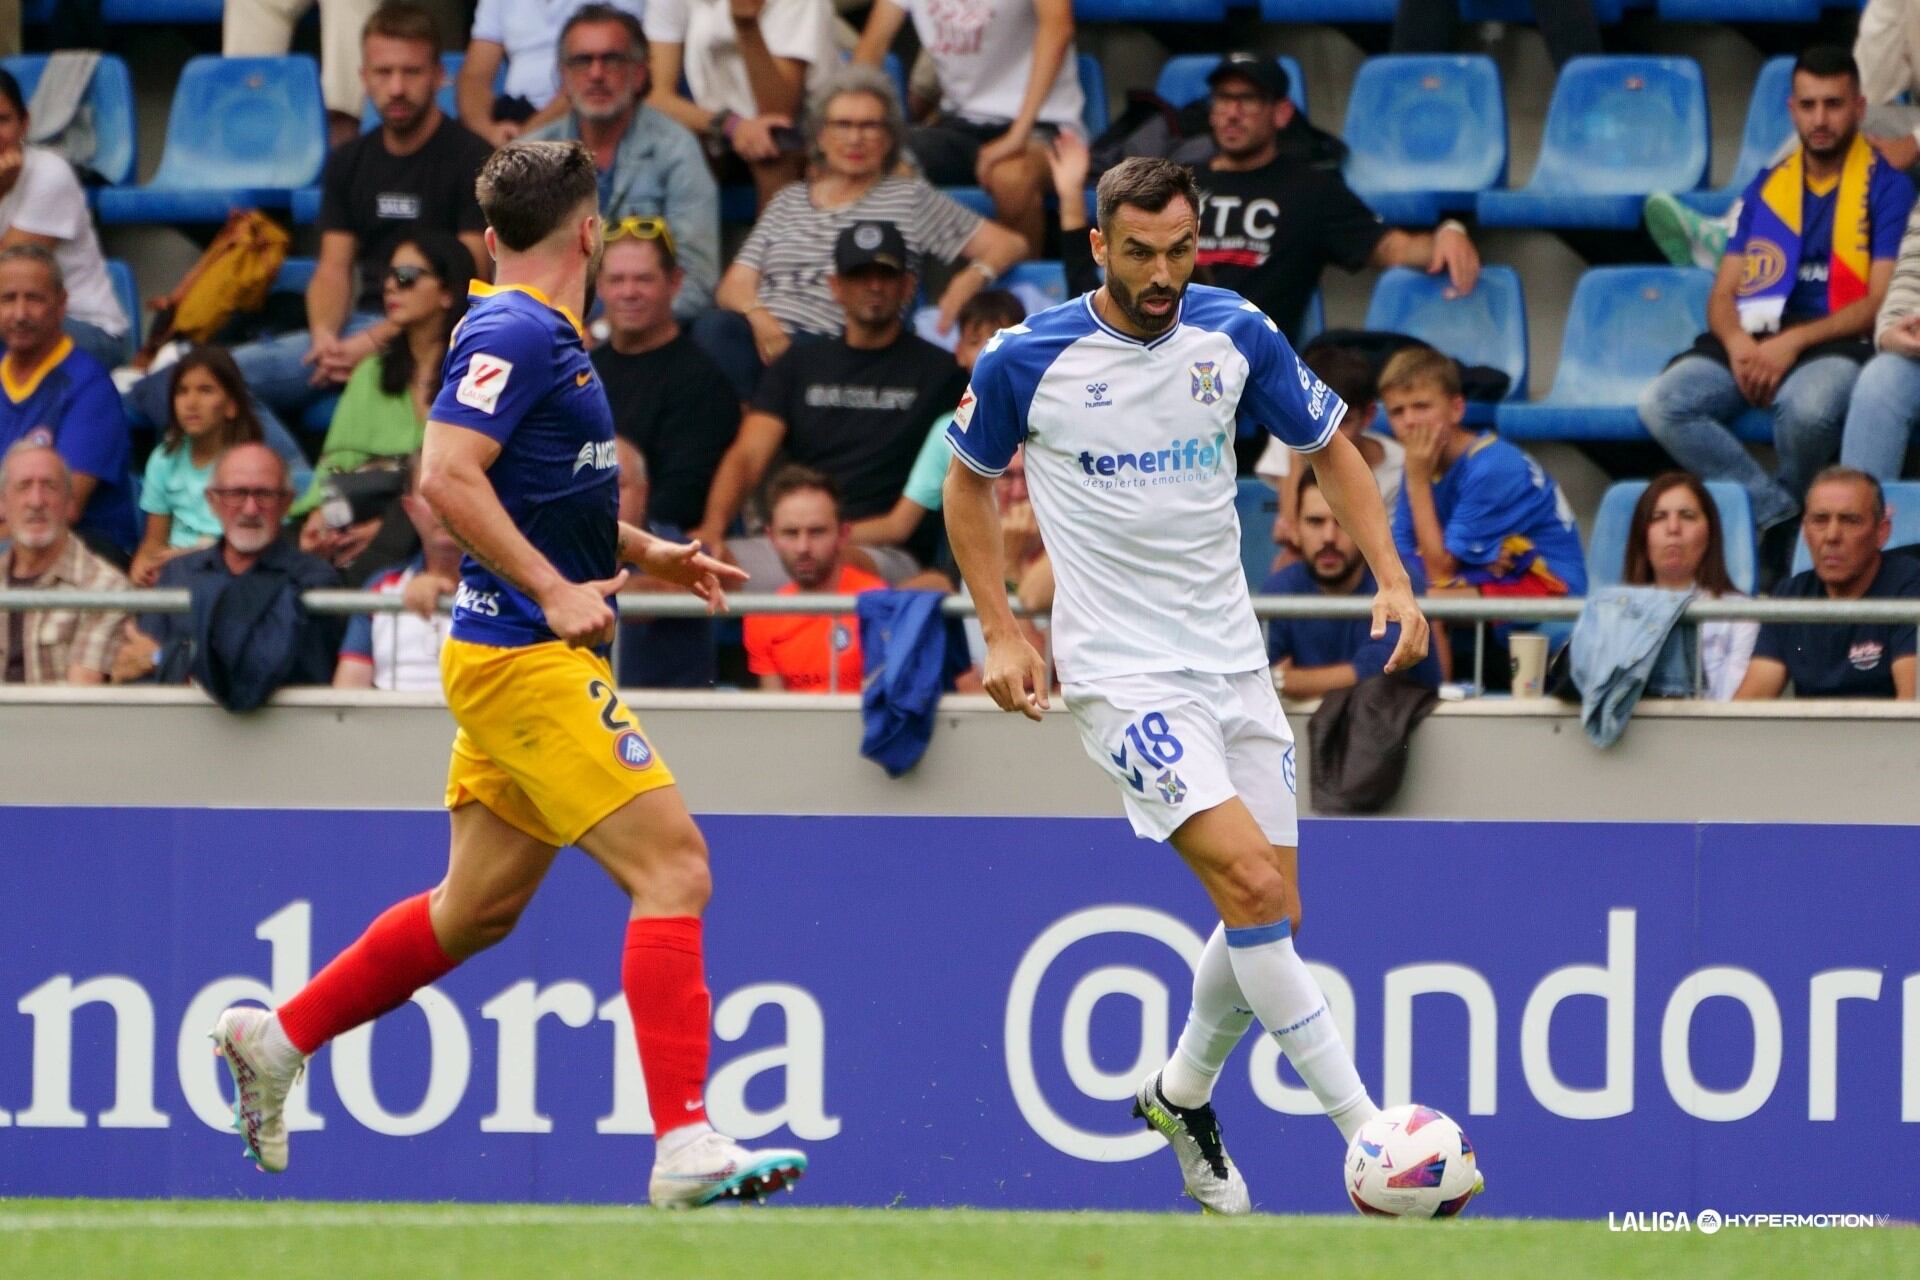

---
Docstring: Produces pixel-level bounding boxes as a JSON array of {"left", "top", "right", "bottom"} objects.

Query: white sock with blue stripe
[
  {"left": 1224, "top": 918, "right": 1378, "bottom": 1144},
  {"left": 1159, "top": 923, "right": 1254, "bottom": 1109}
]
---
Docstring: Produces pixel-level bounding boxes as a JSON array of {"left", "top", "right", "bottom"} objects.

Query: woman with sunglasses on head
[
  {"left": 294, "top": 231, "right": 475, "bottom": 573},
  {"left": 1620, "top": 471, "right": 1758, "bottom": 700}
]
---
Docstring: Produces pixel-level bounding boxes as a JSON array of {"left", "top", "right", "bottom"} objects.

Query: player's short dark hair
[
  {"left": 560, "top": 2, "right": 649, "bottom": 58},
  {"left": 765, "top": 465, "right": 842, "bottom": 521},
  {"left": 476, "top": 140, "right": 600, "bottom": 252},
  {"left": 1096, "top": 157, "right": 1200, "bottom": 235},
  {"left": 1807, "top": 464, "right": 1885, "bottom": 521},
  {"left": 1793, "top": 45, "right": 1860, "bottom": 89},
  {"left": 1378, "top": 345, "right": 1461, "bottom": 400},
  {"left": 1305, "top": 346, "right": 1376, "bottom": 413},
  {"left": 957, "top": 289, "right": 1025, "bottom": 335},
  {"left": 363, "top": 1, "right": 442, "bottom": 58}
]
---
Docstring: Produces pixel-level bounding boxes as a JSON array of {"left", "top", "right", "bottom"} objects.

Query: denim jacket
[{"left": 1570, "top": 586, "right": 1698, "bottom": 748}]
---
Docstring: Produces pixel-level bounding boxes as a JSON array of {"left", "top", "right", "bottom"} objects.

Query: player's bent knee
[
  {"left": 1214, "top": 851, "right": 1299, "bottom": 930},
  {"left": 430, "top": 882, "right": 535, "bottom": 958}
]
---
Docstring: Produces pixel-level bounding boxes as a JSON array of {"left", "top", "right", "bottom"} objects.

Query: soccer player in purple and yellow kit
[{"left": 209, "top": 141, "right": 807, "bottom": 1209}]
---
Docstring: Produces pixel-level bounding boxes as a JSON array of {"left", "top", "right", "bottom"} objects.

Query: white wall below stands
[{"left": 1, "top": 689, "right": 1915, "bottom": 825}]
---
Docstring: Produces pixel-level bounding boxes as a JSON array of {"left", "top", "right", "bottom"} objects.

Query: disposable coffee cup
[{"left": 1509, "top": 633, "right": 1548, "bottom": 698}]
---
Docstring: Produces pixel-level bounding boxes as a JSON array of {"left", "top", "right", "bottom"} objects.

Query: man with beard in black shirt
[
  {"left": 694, "top": 220, "right": 966, "bottom": 583},
  {"left": 594, "top": 219, "right": 742, "bottom": 686},
  {"left": 1193, "top": 53, "right": 1483, "bottom": 345}
]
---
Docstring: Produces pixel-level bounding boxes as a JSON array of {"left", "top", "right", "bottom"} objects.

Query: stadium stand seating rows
[{"left": 1, "top": 53, "right": 136, "bottom": 188}]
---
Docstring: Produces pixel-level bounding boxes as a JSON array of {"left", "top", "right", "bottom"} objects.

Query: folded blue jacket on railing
[
  {"left": 1570, "top": 586, "right": 1697, "bottom": 748},
  {"left": 858, "top": 591, "right": 968, "bottom": 777}
]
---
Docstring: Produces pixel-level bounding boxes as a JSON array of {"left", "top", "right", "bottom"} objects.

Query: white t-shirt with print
[
  {"left": 899, "top": 0, "right": 1083, "bottom": 127},
  {"left": 0, "top": 147, "right": 125, "bottom": 337},
  {"left": 644, "top": 0, "right": 837, "bottom": 119}
]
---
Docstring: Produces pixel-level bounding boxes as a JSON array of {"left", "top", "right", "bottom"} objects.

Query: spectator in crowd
[
  {"left": 118, "top": 444, "right": 342, "bottom": 686},
  {"left": 854, "top": 0, "right": 1081, "bottom": 252},
  {"left": 743, "top": 465, "right": 886, "bottom": 692},
  {"left": 459, "top": 0, "right": 648, "bottom": 146},
  {"left": 128, "top": 2, "right": 493, "bottom": 448},
  {"left": 526, "top": 5, "right": 721, "bottom": 318},
  {"left": 0, "top": 69, "right": 129, "bottom": 370},
  {"left": 333, "top": 464, "right": 456, "bottom": 691},
  {"left": 0, "top": 439, "right": 129, "bottom": 684},
  {"left": 292, "top": 231, "right": 474, "bottom": 574},
  {"left": 1620, "top": 471, "right": 1757, "bottom": 700},
  {"left": 1639, "top": 47, "right": 1916, "bottom": 555},
  {"left": 1384, "top": 346, "right": 1586, "bottom": 598},
  {"left": 1736, "top": 466, "right": 1920, "bottom": 699},
  {"left": 646, "top": 0, "right": 836, "bottom": 210},
  {"left": 1265, "top": 471, "right": 1441, "bottom": 698},
  {"left": 705, "top": 64, "right": 1027, "bottom": 396},
  {"left": 1257, "top": 345, "right": 1401, "bottom": 556},
  {"left": 0, "top": 245, "right": 137, "bottom": 558},
  {"left": 695, "top": 220, "right": 968, "bottom": 583},
  {"left": 1858, "top": 0, "right": 1920, "bottom": 180},
  {"left": 593, "top": 219, "right": 740, "bottom": 686},
  {"left": 131, "top": 349, "right": 265, "bottom": 587},
  {"left": 1839, "top": 205, "right": 1920, "bottom": 479},
  {"left": 849, "top": 287, "right": 1024, "bottom": 558},
  {"left": 1392, "top": 0, "right": 1600, "bottom": 71},
  {"left": 224, "top": 0, "right": 382, "bottom": 147}
]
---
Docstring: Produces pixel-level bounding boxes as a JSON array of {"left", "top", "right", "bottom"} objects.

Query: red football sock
[
  {"left": 623, "top": 916, "right": 711, "bottom": 1137},
  {"left": 276, "top": 893, "right": 457, "bottom": 1055}
]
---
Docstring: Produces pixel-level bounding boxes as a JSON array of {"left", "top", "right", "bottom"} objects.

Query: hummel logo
[{"left": 1084, "top": 381, "right": 1113, "bottom": 409}]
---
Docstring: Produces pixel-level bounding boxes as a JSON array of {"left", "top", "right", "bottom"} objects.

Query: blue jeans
[
  {"left": 1838, "top": 351, "right": 1920, "bottom": 480},
  {"left": 64, "top": 317, "right": 126, "bottom": 370},
  {"left": 122, "top": 311, "right": 380, "bottom": 442},
  {"left": 689, "top": 309, "right": 765, "bottom": 402},
  {"left": 1638, "top": 353, "right": 1860, "bottom": 528}
]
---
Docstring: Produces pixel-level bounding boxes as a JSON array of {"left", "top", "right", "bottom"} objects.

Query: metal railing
[{"left": 4, "top": 589, "right": 1919, "bottom": 698}]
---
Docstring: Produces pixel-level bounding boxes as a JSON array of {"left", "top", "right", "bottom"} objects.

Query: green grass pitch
[{"left": 0, "top": 1202, "right": 1912, "bottom": 1279}]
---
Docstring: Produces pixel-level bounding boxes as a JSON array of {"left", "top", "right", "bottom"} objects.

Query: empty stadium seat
[
  {"left": 1678, "top": 56, "right": 1793, "bottom": 217},
  {"left": 103, "top": 258, "right": 139, "bottom": 365},
  {"left": 96, "top": 57, "right": 328, "bottom": 224},
  {"left": 1073, "top": 0, "right": 1228, "bottom": 21},
  {"left": 1658, "top": 0, "right": 1820, "bottom": 21},
  {"left": 1497, "top": 267, "right": 1709, "bottom": 441},
  {"left": 1475, "top": 56, "right": 1708, "bottom": 231},
  {"left": 1588, "top": 479, "right": 1757, "bottom": 595},
  {"left": 291, "top": 185, "right": 324, "bottom": 225},
  {"left": 2, "top": 54, "right": 136, "bottom": 187},
  {"left": 1259, "top": 0, "right": 1397, "bottom": 21},
  {"left": 997, "top": 260, "right": 1071, "bottom": 310},
  {"left": 1156, "top": 54, "right": 1309, "bottom": 118},
  {"left": 1364, "top": 265, "right": 1526, "bottom": 423},
  {"left": 1790, "top": 482, "right": 1920, "bottom": 575},
  {"left": 1461, "top": 0, "right": 1629, "bottom": 20},
  {"left": 360, "top": 52, "right": 475, "bottom": 131},
  {"left": 1344, "top": 56, "right": 1505, "bottom": 225},
  {"left": 100, "top": 0, "right": 222, "bottom": 19},
  {"left": 272, "top": 257, "right": 318, "bottom": 296}
]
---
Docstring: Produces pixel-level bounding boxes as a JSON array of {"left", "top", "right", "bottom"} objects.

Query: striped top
[
  {"left": 734, "top": 176, "right": 982, "bottom": 337},
  {"left": 1879, "top": 206, "right": 1920, "bottom": 344}
]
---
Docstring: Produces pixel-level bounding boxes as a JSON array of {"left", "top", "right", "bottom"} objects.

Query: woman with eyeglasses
[
  {"left": 294, "top": 231, "right": 475, "bottom": 572},
  {"left": 703, "top": 63, "right": 1027, "bottom": 395}
]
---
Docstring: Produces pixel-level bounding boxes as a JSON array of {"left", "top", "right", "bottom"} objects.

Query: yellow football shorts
[{"left": 441, "top": 636, "right": 676, "bottom": 847}]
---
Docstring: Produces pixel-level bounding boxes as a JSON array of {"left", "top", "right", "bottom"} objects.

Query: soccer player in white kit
[{"left": 943, "top": 157, "right": 1441, "bottom": 1214}]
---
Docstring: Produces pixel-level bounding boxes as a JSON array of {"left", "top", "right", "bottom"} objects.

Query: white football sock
[
  {"left": 1224, "top": 921, "right": 1378, "bottom": 1144},
  {"left": 655, "top": 1120, "right": 714, "bottom": 1159},
  {"left": 1159, "top": 923, "right": 1254, "bottom": 1108}
]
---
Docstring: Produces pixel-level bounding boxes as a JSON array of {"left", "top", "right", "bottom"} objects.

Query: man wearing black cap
[
  {"left": 1195, "top": 52, "right": 1481, "bottom": 344},
  {"left": 693, "top": 221, "right": 967, "bottom": 580}
]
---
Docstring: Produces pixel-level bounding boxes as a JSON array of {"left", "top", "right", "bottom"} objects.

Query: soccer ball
[{"left": 1344, "top": 1104, "right": 1482, "bottom": 1218}]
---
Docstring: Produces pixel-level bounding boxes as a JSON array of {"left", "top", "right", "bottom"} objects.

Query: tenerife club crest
[{"left": 1190, "top": 361, "right": 1223, "bottom": 405}]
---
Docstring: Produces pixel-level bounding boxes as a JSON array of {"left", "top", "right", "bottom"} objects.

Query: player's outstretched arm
[
  {"left": 1302, "top": 431, "right": 1431, "bottom": 674},
  {"left": 421, "top": 421, "right": 627, "bottom": 648},
  {"left": 616, "top": 521, "right": 750, "bottom": 614},
  {"left": 943, "top": 457, "right": 1049, "bottom": 721}
]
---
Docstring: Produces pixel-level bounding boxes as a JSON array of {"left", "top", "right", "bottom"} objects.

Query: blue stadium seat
[
  {"left": 361, "top": 53, "right": 476, "bottom": 132},
  {"left": 1, "top": 54, "right": 137, "bottom": 187},
  {"left": 1259, "top": 0, "right": 1396, "bottom": 21},
  {"left": 1156, "top": 54, "right": 1309, "bottom": 118},
  {"left": 1475, "top": 56, "right": 1708, "bottom": 231},
  {"left": 1588, "top": 479, "right": 1757, "bottom": 595},
  {"left": 1298, "top": 289, "right": 1325, "bottom": 346},
  {"left": 273, "top": 257, "right": 317, "bottom": 296},
  {"left": 997, "top": 260, "right": 1070, "bottom": 309},
  {"left": 1364, "top": 265, "right": 1527, "bottom": 424},
  {"left": 291, "top": 185, "right": 323, "bottom": 225},
  {"left": 103, "top": 258, "right": 139, "bottom": 364},
  {"left": 1236, "top": 477, "right": 1278, "bottom": 591},
  {"left": 1073, "top": 0, "right": 1228, "bottom": 21},
  {"left": 96, "top": 57, "right": 328, "bottom": 224},
  {"left": 1461, "top": 0, "right": 1629, "bottom": 20},
  {"left": 1658, "top": 0, "right": 1819, "bottom": 20},
  {"left": 1497, "top": 267, "right": 1709, "bottom": 441},
  {"left": 1790, "top": 482, "right": 1920, "bottom": 575},
  {"left": 1344, "top": 56, "right": 1505, "bottom": 225},
  {"left": 1678, "top": 56, "right": 1793, "bottom": 218},
  {"left": 100, "top": 0, "right": 222, "bottom": 19}
]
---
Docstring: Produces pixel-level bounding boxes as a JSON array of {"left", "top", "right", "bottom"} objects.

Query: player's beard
[{"left": 1106, "top": 273, "right": 1182, "bottom": 336}]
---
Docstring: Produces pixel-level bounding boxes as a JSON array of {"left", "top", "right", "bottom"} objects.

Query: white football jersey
[{"left": 948, "top": 285, "right": 1346, "bottom": 683}]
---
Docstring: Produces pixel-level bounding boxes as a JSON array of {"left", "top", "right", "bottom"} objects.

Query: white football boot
[
  {"left": 210, "top": 1006, "right": 305, "bottom": 1174},
  {"left": 648, "top": 1129, "right": 808, "bottom": 1209},
  {"left": 1132, "top": 1072, "right": 1252, "bottom": 1215}
]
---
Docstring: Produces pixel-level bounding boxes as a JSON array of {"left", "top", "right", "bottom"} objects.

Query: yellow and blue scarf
[{"left": 1736, "top": 133, "right": 1875, "bottom": 334}]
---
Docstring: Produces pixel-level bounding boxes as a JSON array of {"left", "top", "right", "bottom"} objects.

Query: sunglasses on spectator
[
  {"left": 386, "top": 264, "right": 436, "bottom": 289},
  {"left": 604, "top": 215, "right": 677, "bottom": 257},
  {"left": 561, "top": 52, "right": 635, "bottom": 72},
  {"left": 207, "top": 486, "right": 289, "bottom": 508}
]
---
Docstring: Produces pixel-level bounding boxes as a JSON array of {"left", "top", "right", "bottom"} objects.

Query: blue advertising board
[{"left": 0, "top": 809, "right": 1914, "bottom": 1219}]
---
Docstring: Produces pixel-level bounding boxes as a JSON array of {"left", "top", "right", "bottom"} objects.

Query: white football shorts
[{"left": 1063, "top": 668, "right": 1299, "bottom": 846}]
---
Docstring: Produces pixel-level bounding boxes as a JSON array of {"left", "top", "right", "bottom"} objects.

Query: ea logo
[
  {"left": 1738, "top": 239, "right": 1787, "bottom": 295},
  {"left": 613, "top": 729, "right": 653, "bottom": 770}
]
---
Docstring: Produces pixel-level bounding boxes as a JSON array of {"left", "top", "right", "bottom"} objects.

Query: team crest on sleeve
[
  {"left": 952, "top": 387, "right": 977, "bottom": 432},
  {"left": 613, "top": 729, "right": 654, "bottom": 770},
  {"left": 1190, "top": 361, "right": 1224, "bottom": 405},
  {"left": 456, "top": 354, "right": 514, "bottom": 414}
]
